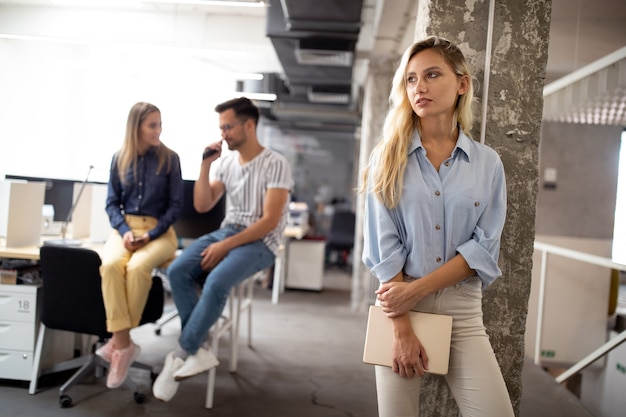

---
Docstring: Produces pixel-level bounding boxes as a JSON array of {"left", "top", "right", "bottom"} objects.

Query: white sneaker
[
  {"left": 152, "top": 351, "right": 185, "bottom": 402},
  {"left": 173, "top": 347, "right": 219, "bottom": 381}
]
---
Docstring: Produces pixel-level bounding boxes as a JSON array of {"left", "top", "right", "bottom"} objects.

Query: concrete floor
[{"left": 0, "top": 269, "right": 596, "bottom": 417}]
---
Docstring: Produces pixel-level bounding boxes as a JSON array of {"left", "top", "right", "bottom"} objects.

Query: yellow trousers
[{"left": 99, "top": 215, "right": 177, "bottom": 333}]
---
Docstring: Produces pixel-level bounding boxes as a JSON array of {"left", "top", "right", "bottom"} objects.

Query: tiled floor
[{"left": 0, "top": 268, "right": 598, "bottom": 417}]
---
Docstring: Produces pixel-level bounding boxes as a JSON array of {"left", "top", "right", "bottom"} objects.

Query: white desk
[
  {"left": 0, "top": 237, "right": 103, "bottom": 260},
  {"left": 271, "top": 224, "right": 309, "bottom": 304}
]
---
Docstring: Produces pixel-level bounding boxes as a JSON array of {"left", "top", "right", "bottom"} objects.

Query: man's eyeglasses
[{"left": 219, "top": 120, "right": 246, "bottom": 133}]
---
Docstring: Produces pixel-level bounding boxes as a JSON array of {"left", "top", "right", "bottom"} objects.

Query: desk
[
  {"left": 0, "top": 237, "right": 103, "bottom": 260},
  {"left": 271, "top": 224, "right": 309, "bottom": 304},
  {"left": 0, "top": 237, "right": 102, "bottom": 391}
]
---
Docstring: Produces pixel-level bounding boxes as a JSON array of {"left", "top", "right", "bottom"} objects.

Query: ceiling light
[
  {"left": 231, "top": 73, "right": 264, "bottom": 80},
  {"left": 233, "top": 92, "right": 277, "bottom": 101},
  {"left": 51, "top": 0, "right": 143, "bottom": 8},
  {"left": 143, "top": 0, "right": 265, "bottom": 7}
]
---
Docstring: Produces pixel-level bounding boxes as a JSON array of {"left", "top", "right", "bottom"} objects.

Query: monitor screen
[{"left": 173, "top": 179, "right": 225, "bottom": 240}]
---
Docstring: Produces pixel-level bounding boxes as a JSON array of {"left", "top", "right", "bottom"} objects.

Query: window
[{"left": 613, "top": 129, "right": 626, "bottom": 264}]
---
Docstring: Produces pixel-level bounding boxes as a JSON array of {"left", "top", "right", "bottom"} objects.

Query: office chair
[
  {"left": 29, "top": 245, "right": 164, "bottom": 408},
  {"left": 325, "top": 210, "right": 356, "bottom": 270}
]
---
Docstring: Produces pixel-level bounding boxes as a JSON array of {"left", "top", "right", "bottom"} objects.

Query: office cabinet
[
  {"left": 0, "top": 284, "right": 40, "bottom": 380},
  {"left": 286, "top": 240, "right": 325, "bottom": 291}
]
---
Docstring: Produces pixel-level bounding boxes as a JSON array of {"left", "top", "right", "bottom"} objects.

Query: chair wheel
[
  {"left": 134, "top": 392, "right": 146, "bottom": 404},
  {"left": 59, "top": 394, "right": 72, "bottom": 408}
]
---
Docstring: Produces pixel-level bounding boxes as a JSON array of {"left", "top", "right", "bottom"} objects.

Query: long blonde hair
[
  {"left": 361, "top": 36, "right": 474, "bottom": 208},
  {"left": 115, "top": 102, "right": 173, "bottom": 184}
]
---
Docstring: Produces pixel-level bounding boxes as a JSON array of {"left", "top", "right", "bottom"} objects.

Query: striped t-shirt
[{"left": 215, "top": 148, "right": 293, "bottom": 254}]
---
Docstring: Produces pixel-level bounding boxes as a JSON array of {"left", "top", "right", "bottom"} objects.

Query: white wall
[
  {"left": 0, "top": 4, "right": 281, "bottom": 183},
  {"left": 535, "top": 121, "right": 621, "bottom": 239},
  {"left": 0, "top": 3, "right": 360, "bottom": 238}
]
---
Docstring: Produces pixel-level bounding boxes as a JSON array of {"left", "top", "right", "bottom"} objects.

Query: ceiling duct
[
  {"left": 307, "top": 85, "right": 351, "bottom": 104},
  {"left": 235, "top": 73, "right": 288, "bottom": 110},
  {"left": 235, "top": 73, "right": 286, "bottom": 96},
  {"left": 264, "top": 0, "right": 364, "bottom": 130},
  {"left": 295, "top": 38, "right": 354, "bottom": 66},
  {"left": 278, "top": 0, "right": 363, "bottom": 33},
  {"left": 271, "top": 100, "right": 360, "bottom": 124}
]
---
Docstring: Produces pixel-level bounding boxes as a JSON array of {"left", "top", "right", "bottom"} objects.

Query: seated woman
[{"left": 97, "top": 102, "right": 183, "bottom": 389}]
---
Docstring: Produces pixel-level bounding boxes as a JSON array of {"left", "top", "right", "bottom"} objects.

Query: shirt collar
[
  {"left": 408, "top": 128, "right": 473, "bottom": 162},
  {"left": 141, "top": 146, "right": 158, "bottom": 158}
]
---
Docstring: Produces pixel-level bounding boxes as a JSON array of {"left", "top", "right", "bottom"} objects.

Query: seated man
[{"left": 153, "top": 97, "right": 293, "bottom": 402}]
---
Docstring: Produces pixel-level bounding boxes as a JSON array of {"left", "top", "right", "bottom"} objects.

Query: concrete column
[
  {"left": 412, "top": 1, "right": 550, "bottom": 416},
  {"left": 352, "top": 55, "right": 398, "bottom": 311}
]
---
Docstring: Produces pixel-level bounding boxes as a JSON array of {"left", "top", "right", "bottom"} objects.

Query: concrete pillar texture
[
  {"left": 353, "top": 55, "right": 399, "bottom": 312},
  {"left": 408, "top": 0, "right": 549, "bottom": 416}
]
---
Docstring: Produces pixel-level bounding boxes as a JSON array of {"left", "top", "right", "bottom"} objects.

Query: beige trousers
[
  {"left": 99, "top": 215, "right": 177, "bottom": 333},
  {"left": 374, "top": 277, "right": 514, "bottom": 417}
]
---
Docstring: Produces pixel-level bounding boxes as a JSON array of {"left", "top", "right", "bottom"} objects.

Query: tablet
[{"left": 363, "top": 305, "right": 453, "bottom": 375}]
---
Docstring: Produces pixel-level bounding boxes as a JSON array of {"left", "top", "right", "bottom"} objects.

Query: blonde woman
[
  {"left": 98, "top": 102, "right": 183, "bottom": 389},
  {"left": 361, "top": 37, "right": 514, "bottom": 416}
]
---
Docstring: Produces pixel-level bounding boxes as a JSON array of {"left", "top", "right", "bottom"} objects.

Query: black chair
[
  {"left": 29, "top": 245, "right": 164, "bottom": 408},
  {"left": 325, "top": 210, "right": 356, "bottom": 270}
]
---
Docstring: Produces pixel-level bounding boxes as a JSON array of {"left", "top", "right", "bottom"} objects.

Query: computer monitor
[
  {"left": 4, "top": 175, "right": 104, "bottom": 222},
  {"left": 0, "top": 180, "right": 46, "bottom": 246},
  {"left": 4, "top": 175, "right": 223, "bottom": 242},
  {"left": 173, "top": 179, "right": 225, "bottom": 241}
]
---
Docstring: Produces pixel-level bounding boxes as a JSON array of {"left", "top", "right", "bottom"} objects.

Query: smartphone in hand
[{"left": 202, "top": 148, "right": 218, "bottom": 160}]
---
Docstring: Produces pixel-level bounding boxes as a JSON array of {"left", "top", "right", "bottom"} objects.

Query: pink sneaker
[
  {"left": 106, "top": 343, "right": 141, "bottom": 389},
  {"left": 95, "top": 340, "right": 114, "bottom": 362}
]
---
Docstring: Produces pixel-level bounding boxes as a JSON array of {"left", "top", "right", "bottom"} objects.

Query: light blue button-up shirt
[{"left": 362, "top": 130, "right": 507, "bottom": 290}]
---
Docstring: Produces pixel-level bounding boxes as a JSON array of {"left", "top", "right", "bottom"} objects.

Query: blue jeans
[{"left": 167, "top": 224, "right": 275, "bottom": 354}]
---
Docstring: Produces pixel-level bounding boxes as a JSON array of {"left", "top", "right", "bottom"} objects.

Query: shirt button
[
  {"left": 436, "top": 257, "right": 442, "bottom": 263},
  {"left": 475, "top": 201, "right": 480, "bottom": 207},
  {"left": 445, "top": 161, "right": 450, "bottom": 167},
  {"left": 139, "top": 182, "right": 143, "bottom": 186},
  {"left": 138, "top": 195, "right": 142, "bottom": 200},
  {"left": 435, "top": 224, "right": 441, "bottom": 230},
  {"left": 435, "top": 191, "right": 441, "bottom": 196}
]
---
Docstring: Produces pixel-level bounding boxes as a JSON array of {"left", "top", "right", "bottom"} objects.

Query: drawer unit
[
  {"left": 0, "top": 284, "right": 40, "bottom": 381},
  {"left": 0, "top": 350, "right": 34, "bottom": 381},
  {"left": 0, "top": 321, "right": 37, "bottom": 351},
  {"left": 0, "top": 284, "right": 39, "bottom": 323},
  {"left": 286, "top": 240, "right": 325, "bottom": 291}
]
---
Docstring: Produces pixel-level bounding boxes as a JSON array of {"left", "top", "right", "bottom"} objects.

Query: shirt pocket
[{"left": 449, "top": 192, "right": 483, "bottom": 247}]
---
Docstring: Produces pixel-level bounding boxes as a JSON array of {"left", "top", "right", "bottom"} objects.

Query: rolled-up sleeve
[
  {"left": 362, "top": 168, "right": 407, "bottom": 283},
  {"left": 456, "top": 158, "right": 507, "bottom": 289}
]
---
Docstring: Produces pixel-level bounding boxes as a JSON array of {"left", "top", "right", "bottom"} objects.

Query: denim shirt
[
  {"left": 362, "top": 130, "right": 507, "bottom": 290},
  {"left": 105, "top": 147, "right": 183, "bottom": 240}
]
